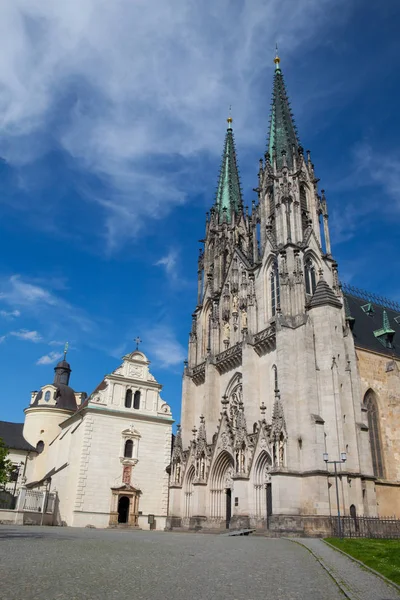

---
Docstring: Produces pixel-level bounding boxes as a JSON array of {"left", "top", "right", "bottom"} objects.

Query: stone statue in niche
[
  {"left": 232, "top": 294, "right": 238, "bottom": 313},
  {"left": 223, "top": 322, "right": 231, "bottom": 341},
  {"left": 279, "top": 439, "right": 285, "bottom": 465},
  {"left": 175, "top": 461, "right": 181, "bottom": 484},
  {"left": 241, "top": 310, "right": 248, "bottom": 329}
]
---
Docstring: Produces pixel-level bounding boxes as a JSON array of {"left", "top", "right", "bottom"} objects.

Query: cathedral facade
[{"left": 168, "top": 54, "right": 400, "bottom": 533}]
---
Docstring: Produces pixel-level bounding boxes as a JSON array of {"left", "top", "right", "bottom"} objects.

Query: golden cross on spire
[{"left": 227, "top": 104, "right": 233, "bottom": 128}]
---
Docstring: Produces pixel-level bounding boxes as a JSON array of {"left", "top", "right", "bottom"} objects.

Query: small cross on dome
[{"left": 134, "top": 336, "right": 142, "bottom": 350}]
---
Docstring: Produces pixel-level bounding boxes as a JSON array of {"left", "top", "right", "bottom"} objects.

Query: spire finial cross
[
  {"left": 274, "top": 42, "right": 280, "bottom": 68},
  {"left": 134, "top": 336, "right": 142, "bottom": 350},
  {"left": 227, "top": 104, "right": 233, "bottom": 128},
  {"left": 63, "top": 341, "right": 69, "bottom": 360}
]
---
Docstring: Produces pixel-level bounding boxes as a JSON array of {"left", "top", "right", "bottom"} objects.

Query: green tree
[{"left": 0, "top": 437, "right": 13, "bottom": 485}]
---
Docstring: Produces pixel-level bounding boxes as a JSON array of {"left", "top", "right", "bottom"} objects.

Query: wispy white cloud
[
  {"left": 0, "top": 0, "right": 349, "bottom": 251},
  {"left": 155, "top": 250, "right": 178, "bottom": 279},
  {"left": 10, "top": 329, "right": 42, "bottom": 342},
  {"left": 0, "top": 274, "right": 94, "bottom": 334},
  {"left": 0, "top": 309, "right": 20, "bottom": 319},
  {"left": 352, "top": 143, "right": 400, "bottom": 209},
  {"left": 36, "top": 351, "right": 63, "bottom": 365},
  {"left": 146, "top": 324, "right": 185, "bottom": 369},
  {"left": 0, "top": 335, "right": 6, "bottom": 344}
]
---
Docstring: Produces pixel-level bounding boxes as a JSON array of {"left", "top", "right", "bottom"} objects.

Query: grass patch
[{"left": 325, "top": 538, "right": 400, "bottom": 586}]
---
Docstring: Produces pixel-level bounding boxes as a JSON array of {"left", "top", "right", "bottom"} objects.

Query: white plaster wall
[{"left": 72, "top": 410, "right": 172, "bottom": 529}]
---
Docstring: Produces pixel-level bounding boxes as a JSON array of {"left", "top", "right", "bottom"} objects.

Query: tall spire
[
  {"left": 268, "top": 49, "right": 300, "bottom": 169},
  {"left": 215, "top": 114, "right": 243, "bottom": 222}
]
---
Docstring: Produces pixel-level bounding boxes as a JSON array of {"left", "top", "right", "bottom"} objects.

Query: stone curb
[
  {"left": 323, "top": 539, "right": 400, "bottom": 593},
  {"left": 288, "top": 538, "right": 355, "bottom": 600}
]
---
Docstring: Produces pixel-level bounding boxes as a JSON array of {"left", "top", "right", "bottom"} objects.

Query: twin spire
[
  {"left": 214, "top": 113, "right": 243, "bottom": 222},
  {"left": 214, "top": 49, "right": 300, "bottom": 216}
]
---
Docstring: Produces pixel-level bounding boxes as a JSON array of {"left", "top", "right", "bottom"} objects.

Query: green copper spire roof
[
  {"left": 268, "top": 49, "right": 300, "bottom": 169},
  {"left": 215, "top": 116, "right": 243, "bottom": 221},
  {"left": 373, "top": 310, "right": 395, "bottom": 349}
]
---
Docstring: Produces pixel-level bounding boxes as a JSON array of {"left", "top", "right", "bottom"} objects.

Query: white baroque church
[
  {"left": 167, "top": 53, "right": 400, "bottom": 533},
  {"left": 17, "top": 347, "right": 173, "bottom": 529}
]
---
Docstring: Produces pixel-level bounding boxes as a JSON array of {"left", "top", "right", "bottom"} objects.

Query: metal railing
[{"left": 331, "top": 515, "right": 400, "bottom": 539}]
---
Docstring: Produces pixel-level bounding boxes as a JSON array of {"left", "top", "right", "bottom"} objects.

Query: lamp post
[{"left": 323, "top": 452, "right": 347, "bottom": 537}]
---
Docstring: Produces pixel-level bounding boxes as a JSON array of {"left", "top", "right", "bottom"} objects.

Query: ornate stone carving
[{"left": 129, "top": 365, "right": 144, "bottom": 379}]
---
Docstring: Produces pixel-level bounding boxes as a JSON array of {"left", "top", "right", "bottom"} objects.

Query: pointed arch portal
[
  {"left": 253, "top": 451, "right": 272, "bottom": 519},
  {"left": 209, "top": 451, "right": 234, "bottom": 526},
  {"left": 184, "top": 465, "right": 195, "bottom": 519}
]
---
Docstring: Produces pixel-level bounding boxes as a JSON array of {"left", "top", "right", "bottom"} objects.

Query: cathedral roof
[
  {"left": 0, "top": 421, "right": 36, "bottom": 452},
  {"left": 268, "top": 51, "right": 300, "bottom": 169},
  {"left": 343, "top": 285, "right": 400, "bottom": 358},
  {"left": 215, "top": 117, "right": 243, "bottom": 222}
]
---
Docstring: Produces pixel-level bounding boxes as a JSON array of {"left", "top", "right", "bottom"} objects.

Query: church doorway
[
  {"left": 225, "top": 488, "right": 232, "bottom": 529},
  {"left": 209, "top": 451, "right": 234, "bottom": 527},
  {"left": 118, "top": 496, "right": 130, "bottom": 523}
]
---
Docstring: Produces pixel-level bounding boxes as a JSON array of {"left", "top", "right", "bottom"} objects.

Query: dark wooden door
[
  {"left": 225, "top": 488, "right": 232, "bottom": 529},
  {"left": 266, "top": 483, "right": 272, "bottom": 527}
]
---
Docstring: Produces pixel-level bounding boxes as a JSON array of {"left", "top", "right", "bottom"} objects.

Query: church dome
[
  {"left": 54, "top": 383, "right": 78, "bottom": 411},
  {"left": 29, "top": 348, "right": 78, "bottom": 412},
  {"left": 55, "top": 359, "right": 71, "bottom": 370}
]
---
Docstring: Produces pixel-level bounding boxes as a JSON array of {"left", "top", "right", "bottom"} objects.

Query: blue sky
[{"left": 1, "top": 0, "right": 400, "bottom": 427}]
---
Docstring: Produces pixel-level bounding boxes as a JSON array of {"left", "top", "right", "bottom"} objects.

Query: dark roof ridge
[{"left": 341, "top": 282, "right": 400, "bottom": 313}]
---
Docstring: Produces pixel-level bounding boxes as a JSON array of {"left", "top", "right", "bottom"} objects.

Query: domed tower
[{"left": 23, "top": 345, "right": 86, "bottom": 479}]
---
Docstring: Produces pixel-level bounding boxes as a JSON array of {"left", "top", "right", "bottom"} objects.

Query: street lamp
[{"left": 323, "top": 452, "right": 347, "bottom": 537}]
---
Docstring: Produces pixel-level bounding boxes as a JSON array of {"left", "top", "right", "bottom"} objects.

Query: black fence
[
  {"left": 331, "top": 516, "right": 400, "bottom": 539},
  {"left": 0, "top": 487, "right": 17, "bottom": 510}
]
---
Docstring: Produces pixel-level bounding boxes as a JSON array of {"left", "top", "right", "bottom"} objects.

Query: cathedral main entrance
[
  {"left": 118, "top": 496, "right": 130, "bottom": 523},
  {"left": 209, "top": 451, "right": 234, "bottom": 528}
]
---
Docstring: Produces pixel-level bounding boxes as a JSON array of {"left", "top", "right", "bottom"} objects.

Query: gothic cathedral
[{"left": 167, "top": 53, "right": 400, "bottom": 534}]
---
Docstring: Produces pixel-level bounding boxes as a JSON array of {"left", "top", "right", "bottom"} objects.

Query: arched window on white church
[
  {"left": 133, "top": 391, "right": 141, "bottom": 410},
  {"left": 270, "top": 259, "right": 280, "bottom": 317},
  {"left": 44, "top": 391, "right": 51, "bottom": 402},
  {"left": 124, "top": 439, "right": 133, "bottom": 458},
  {"left": 304, "top": 257, "right": 317, "bottom": 295},
  {"left": 125, "top": 389, "right": 132, "bottom": 408}
]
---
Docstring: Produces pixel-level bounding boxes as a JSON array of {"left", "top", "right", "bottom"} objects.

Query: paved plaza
[{"left": 0, "top": 526, "right": 399, "bottom": 600}]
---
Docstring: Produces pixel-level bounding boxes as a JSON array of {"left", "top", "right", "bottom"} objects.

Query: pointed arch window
[
  {"left": 304, "top": 257, "right": 317, "bottom": 295},
  {"left": 364, "top": 391, "right": 384, "bottom": 478},
  {"left": 124, "top": 439, "right": 133, "bottom": 458},
  {"left": 125, "top": 389, "right": 132, "bottom": 408},
  {"left": 300, "top": 185, "right": 308, "bottom": 233},
  {"left": 270, "top": 258, "right": 280, "bottom": 317},
  {"left": 133, "top": 391, "right": 141, "bottom": 410}
]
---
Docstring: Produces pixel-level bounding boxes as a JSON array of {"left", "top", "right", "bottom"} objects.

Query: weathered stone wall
[{"left": 356, "top": 347, "right": 400, "bottom": 516}]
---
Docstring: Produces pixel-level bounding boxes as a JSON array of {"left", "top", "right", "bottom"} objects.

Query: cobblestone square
[{"left": 0, "top": 526, "right": 345, "bottom": 600}]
